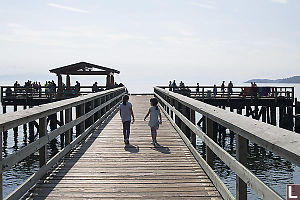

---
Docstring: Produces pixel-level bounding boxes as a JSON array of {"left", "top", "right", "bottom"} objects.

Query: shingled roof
[{"left": 49, "top": 62, "right": 120, "bottom": 75}]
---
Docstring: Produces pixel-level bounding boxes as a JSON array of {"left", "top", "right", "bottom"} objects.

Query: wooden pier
[
  {"left": 159, "top": 85, "right": 296, "bottom": 131},
  {"left": 1, "top": 86, "right": 300, "bottom": 200},
  {"left": 24, "top": 96, "right": 221, "bottom": 199}
]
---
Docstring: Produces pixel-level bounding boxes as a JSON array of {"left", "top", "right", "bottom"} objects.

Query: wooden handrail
[
  {"left": 0, "top": 87, "right": 126, "bottom": 200},
  {"left": 154, "top": 86, "right": 300, "bottom": 200}
]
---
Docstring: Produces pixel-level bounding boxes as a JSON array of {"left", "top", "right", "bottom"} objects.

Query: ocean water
[{"left": 1, "top": 83, "right": 300, "bottom": 199}]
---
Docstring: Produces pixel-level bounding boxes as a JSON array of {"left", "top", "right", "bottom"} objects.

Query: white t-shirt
[
  {"left": 148, "top": 106, "right": 160, "bottom": 128},
  {"left": 120, "top": 102, "right": 132, "bottom": 122}
]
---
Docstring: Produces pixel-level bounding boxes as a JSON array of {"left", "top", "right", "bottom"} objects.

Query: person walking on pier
[
  {"left": 144, "top": 98, "right": 162, "bottom": 146},
  {"left": 75, "top": 81, "right": 80, "bottom": 96},
  {"left": 120, "top": 95, "right": 135, "bottom": 145},
  {"left": 196, "top": 83, "right": 200, "bottom": 95},
  {"left": 171, "top": 80, "right": 177, "bottom": 92},
  {"left": 213, "top": 84, "right": 217, "bottom": 97},
  {"left": 221, "top": 81, "right": 225, "bottom": 97},
  {"left": 169, "top": 81, "right": 172, "bottom": 91},
  {"left": 228, "top": 81, "right": 233, "bottom": 97}
]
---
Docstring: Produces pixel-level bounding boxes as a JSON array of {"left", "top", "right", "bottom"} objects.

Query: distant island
[{"left": 245, "top": 76, "right": 300, "bottom": 84}]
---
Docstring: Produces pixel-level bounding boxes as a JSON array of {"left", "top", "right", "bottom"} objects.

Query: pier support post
[
  {"left": 39, "top": 117, "right": 47, "bottom": 167},
  {"left": 29, "top": 106, "right": 35, "bottom": 142},
  {"left": 270, "top": 106, "right": 276, "bottom": 126},
  {"left": 206, "top": 117, "right": 214, "bottom": 167},
  {"left": 2, "top": 106, "right": 6, "bottom": 114},
  {"left": 261, "top": 106, "right": 267, "bottom": 123},
  {"left": 229, "top": 107, "right": 234, "bottom": 140},
  {"left": 65, "top": 108, "right": 71, "bottom": 145},
  {"left": 13, "top": 105, "right": 18, "bottom": 135},
  {"left": 236, "top": 134, "right": 248, "bottom": 200},
  {"left": 279, "top": 106, "right": 286, "bottom": 128}
]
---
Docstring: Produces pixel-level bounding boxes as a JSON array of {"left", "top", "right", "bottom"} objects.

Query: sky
[{"left": 0, "top": 0, "right": 299, "bottom": 92}]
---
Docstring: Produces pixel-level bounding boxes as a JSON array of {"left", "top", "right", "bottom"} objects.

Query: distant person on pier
[
  {"left": 228, "top": 81, "right": 233, "bottom": 97},
  {"left": 169, "top": 81, "right": 172, "bottom": 91},
  {"left": 213, "top": 85, "right": 217, "bottom": 97},
  {"left": 5, "top": 87, "right": 12, "bottom": 97},
  {"left": 144, "top": 98, "right": 162, "bottom": 146},
  {"left": 51, "top": 80, "right": 56, "bottom": 97},
  {"left": 179, "top": 81, "right": 185, "bottom": 89},
  {"left": 221, "top": 81, "right": 225, "bottom": 96},
  {"left": 45, "top": 81, "right": 49, "bottom": 98},
  {"left": 14, "top": 81, "right": 20, "bottom": 95},
  {"left": 92, "top": 82, "right": 99, "bottom": 93},
  {"left": 171, "top": 80, "right": 177, "bottom": 92},
  {"left": 38, "top": 82, "right": 42, "bottom": 97},
  {"left": 120, "top": 95, "right": 135, "bottom": 145},
  {"left": 196, "top": 83, "right": 200, "bottom": 95},
  {"left": 75, "top": 81, "right": 80, "bottom": 96}
]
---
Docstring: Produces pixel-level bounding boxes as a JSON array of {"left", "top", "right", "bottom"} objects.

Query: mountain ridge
[{"left": 245, "top": 76, "right": 300, "bottom": 83}]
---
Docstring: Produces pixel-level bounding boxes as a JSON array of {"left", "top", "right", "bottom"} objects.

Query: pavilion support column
[
  {"left": 66, "top": 74, "right": 71, "bottom": 94},
  {"left": 106, "top": 75, "right": 110, "bottom": 89},
  {"left": 57, "top": 74, "right": 63, "bottom": 97},
  {"left": 111, "top": 75, "right": 115, "bottom": 86}
]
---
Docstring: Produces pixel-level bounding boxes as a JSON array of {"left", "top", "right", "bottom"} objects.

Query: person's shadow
[
  {"left": 124, "top": 144, "right": 139, "bottom": 153},
  {"left": 152, "top": 143, "right": 171, "bottom": 154}
]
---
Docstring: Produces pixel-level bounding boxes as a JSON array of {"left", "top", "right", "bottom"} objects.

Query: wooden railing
[
  {"left": 158, "top": 86, "right": 295, "bottom": 100},
  {"left": 0, "top": 85, "right": 119, "bottom": 102},
  {"left": 154, "top": 87, "right": 300, "bottom": 200},
  {"left": 0, "top": 87, "right": 126, "bottom": 200}
]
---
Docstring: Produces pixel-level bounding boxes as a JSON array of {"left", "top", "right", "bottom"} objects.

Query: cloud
[
  {"left": 189, "top": 1, "right": 217, "bottom": 9},
  {"left": 48, "top": 3, "right": 88, "bottom": 13},
  {"left": 271, "top": 0, "right": 288, "bottom": 4}
]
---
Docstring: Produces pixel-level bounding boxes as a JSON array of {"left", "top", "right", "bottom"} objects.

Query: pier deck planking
[{"left": 24, "top": 96, "right": 221, "bottom": 199}]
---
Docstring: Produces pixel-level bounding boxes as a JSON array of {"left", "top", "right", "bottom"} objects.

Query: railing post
[
  {"left": 76, "top": 103, "right": 85, "bottom": 136},
  {"left": 60, "top": 110, "right": 64, "bottom": 148},
  {"left": 183, "top": 106, "right": 191, "bottom": 140},
  {"left": 236, "top": 134, "right": 248, "bottom": 200},
  {"left": 170, "top": 98, "right": 174, "bottom": 120},
  {"left": 206, "top": 117, "right": 214, "bottom": 167},
  {"left": 65, "top": 108, "right": 71, "bottom": 145},
  {"left": 190, "top": 109, "right": 196, "bottom": 147},
  {"left": 39, "top": 117, "right": 47, "bottom": 167},
  {"left": 80, "top": 104, "right": 86, "bottom": 134},
  {"left": 95, "top": 98, "right": 101, "bottom": 121}
]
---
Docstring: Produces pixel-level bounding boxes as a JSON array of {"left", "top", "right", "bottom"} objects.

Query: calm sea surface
[{"left": 1, "top": 83, "right": 300, "bottom": 199}]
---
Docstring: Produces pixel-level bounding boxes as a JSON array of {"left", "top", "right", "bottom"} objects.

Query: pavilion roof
[{"left": 49, "top": 62, "right": 120, "bottom": 75}]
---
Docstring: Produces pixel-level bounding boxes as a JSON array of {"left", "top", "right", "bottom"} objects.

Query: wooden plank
[{"left": 24, "top": 96, "right": 221, "bottom": 200}]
